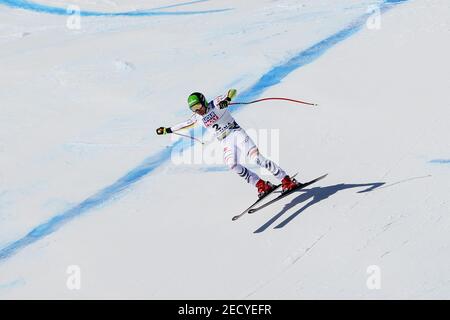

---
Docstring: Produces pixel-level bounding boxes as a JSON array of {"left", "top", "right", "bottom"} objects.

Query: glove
[
  {"left": 218, "top": 89, "right": 237, "bottom": 109},
  {"left": 218, "top": 98, "right": 231, "bottom": 109},
  {"left": 156, "top": 127, "right": 173, "bottom": 135}
]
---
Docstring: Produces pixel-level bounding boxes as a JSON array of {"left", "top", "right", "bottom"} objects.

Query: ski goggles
[{"left": 190, "top": 103, "right": 203, "bottom": 112}]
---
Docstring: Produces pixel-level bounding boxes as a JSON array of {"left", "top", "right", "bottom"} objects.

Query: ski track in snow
[
  {"left": 242, "top": 231, "right": 329, "bottom": 299},
  {"left": 0, "top": 0, "right": 409, "bottom": 263},
  {"left": 0, "top": 0, "right": 232, "bottom": 16}
]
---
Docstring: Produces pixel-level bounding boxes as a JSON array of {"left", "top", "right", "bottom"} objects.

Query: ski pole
[
  {"left": 229, "top": 97, "right": 317, "bottom": 106},
  {"left": 173, "top": 132, "right": 204, "bottom": 145}
]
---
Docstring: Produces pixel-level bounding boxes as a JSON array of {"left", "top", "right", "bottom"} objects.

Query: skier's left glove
[
  {"left": 218, "top": 98, "right": 231, "bottom": 109},
  {"left": 218, "top": 89, "right": 237, "bottom": 109},
  {"left": 156, "top": 127, "right": 173, "bottom": 135}
]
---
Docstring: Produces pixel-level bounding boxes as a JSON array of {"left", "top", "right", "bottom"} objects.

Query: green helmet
[{"left": 188, "top": 92, "right": 207, "bottom": 110}]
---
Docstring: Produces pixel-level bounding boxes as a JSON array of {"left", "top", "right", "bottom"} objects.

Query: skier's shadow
[{"left": 254, "top": 182, "right": 385, "bottom": 233}]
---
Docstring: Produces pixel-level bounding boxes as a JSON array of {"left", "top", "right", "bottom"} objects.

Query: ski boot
[
  {"left": 281, "top": 175, "right": 299, "bottom": 193},
  {"left": 256, "top": 179, "right": 275, "bottom": 198}
]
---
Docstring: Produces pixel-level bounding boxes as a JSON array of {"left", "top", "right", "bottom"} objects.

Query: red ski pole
[{"left": 229, "top": 97, "right": 317, "bottom": 106}]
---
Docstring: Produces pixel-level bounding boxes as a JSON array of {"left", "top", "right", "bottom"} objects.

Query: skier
[{"left": 156, "top": 89, "right": 299, "bottom": 198}]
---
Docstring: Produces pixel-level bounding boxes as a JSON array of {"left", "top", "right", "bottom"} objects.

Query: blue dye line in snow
[
  {"left": 430, "top": 159, "right": 450, "bottom": 164},
  {"left": 201, "top": 166, "right": 236, "bottom": 173},
  {"left": 0, "top": 144, "right": 181, "bottom": 261},
  {"left": 0, "top": 0, "right": 231, "bottom": 16},
  {"left": 0, "top": 278, "right": 25, "bottom": 290},
  {"left": 0, "top": 0, "right": 408, "bottom": 262},
  {"left": 235, "top": 0, "right": 407, "bottom": 107}
]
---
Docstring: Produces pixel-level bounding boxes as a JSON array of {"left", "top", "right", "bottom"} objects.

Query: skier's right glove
[{"left": 156, "top": 127, "right": 173, "bottom": 135}]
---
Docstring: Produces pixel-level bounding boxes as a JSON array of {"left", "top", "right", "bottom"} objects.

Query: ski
[
  {"left": 231, "top": 184, "right": 281, "bottom": 221},
  {"left": 247, "top": 174, "right": 328, "bottom": 214},
  {"left": 232, "top": 173, "right": 298, "bottom": 221}
]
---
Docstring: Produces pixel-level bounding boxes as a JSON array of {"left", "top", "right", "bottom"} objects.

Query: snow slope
[{"left": 0, "top": 0, "right": 449, "bottom": 299}]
